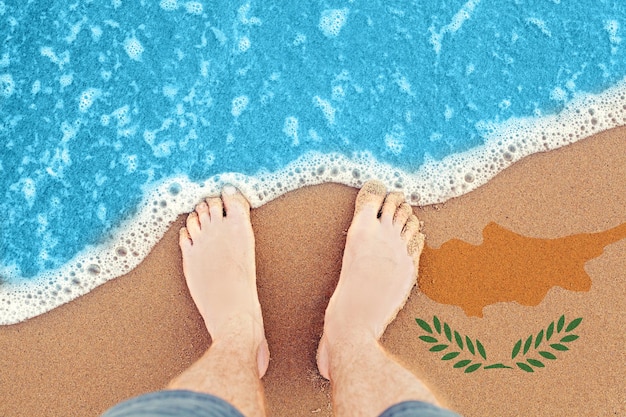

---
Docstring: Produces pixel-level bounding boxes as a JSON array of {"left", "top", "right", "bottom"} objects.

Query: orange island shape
[{"left": 418, "top": 221, "right": 626, "bottom": 317}]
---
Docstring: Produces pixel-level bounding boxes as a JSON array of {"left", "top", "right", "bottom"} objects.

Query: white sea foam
[
  {"left": 430, "top": 0, "right": 481, "bottom": 55},
  {"left": 231, "top": 95, "right": 249, "bottom": 117},
  {"left": 78, "top": 88, "right": 101, "bottom": 112},
  {"left": 2, "top": 78, "right": 626, "bottom": 325},
  {"left": 313, "top": 95, "right": 336, "bottom": 125},
  {"left": 184, "top": 2, "right": 203, "bottom": 15},
  {"left": 237, "top": 36, "right": 251, "bottom": 53},
  {"left": 0, "top": 73, "right": 14, "bottom": 97},
  {"left": 319, "top": 8, "right": 349, "bottom": 38},
  {"left": 123, "top": 37, "right": 144, "bottom": 61},
  {"left": 159, "top": 0, "right": 178, "bottom": 12}
]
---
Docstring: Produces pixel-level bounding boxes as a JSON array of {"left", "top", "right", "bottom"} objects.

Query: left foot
[{"left": 179, "top": 185, "right": 270, "bottom": 377}]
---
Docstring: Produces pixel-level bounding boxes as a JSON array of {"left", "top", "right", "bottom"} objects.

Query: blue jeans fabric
[{"left": 101, "top": 390, "right": 463, "bottom": 417}]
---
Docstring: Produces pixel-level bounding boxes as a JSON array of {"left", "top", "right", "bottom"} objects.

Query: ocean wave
[
  {"left": 2, "top": 0, "right": 626, "bottom": 323},
  {"left": 2, "top": 77, "right": 625, "bottom": 324}
]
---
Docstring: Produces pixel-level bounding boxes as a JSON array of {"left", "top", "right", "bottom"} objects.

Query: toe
[
  {"left": 195, "top": 201, "right": 210, "bottom": 227},
  {"left": 402, "top": 215, "right": 425, "bottom": 256},
  {"left": 179, "top": 226, "right": 192, "bottom": 248},
  {"left": 221, "top": 185, "right": 251, "bottom": 219},
  {"left": 207, "top": 197, "right": 224, "bottom": 222},
  {"left": 401, "top": 214, "right": 420, "bottom": 242},
  {"left": 380, "top": 192, "right": 405, "bottom": 225},
  {"left": 393, "top": 202, "right": 413, "bottom": 231},
  {"left": 186, "top": 211, "right": 201, "bottom": 237},
  {"left": 354, "top": 180, "right": 387, "bottom": 218}
]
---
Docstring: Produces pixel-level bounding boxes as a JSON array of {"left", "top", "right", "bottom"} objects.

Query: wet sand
[{"left": 0, "top": 128, "right": 624, "bottom": 416}]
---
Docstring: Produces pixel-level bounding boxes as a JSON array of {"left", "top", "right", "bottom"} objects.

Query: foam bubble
[
  {"left": 0, "top": 53, "right": 9, "bottom": 67},
  {"left": 238, "top": 3, "right": 261, "bottom": 25},
  {"left": 184, "top": 1, "right": 203, "bottom": 15},
  {"left": 112, "top": 105, "right": 131, "bottom": 126},
  {"left": 143, "top": 130, "right": 156, "bottom": 144},
  {"left": 238, "top": 36, "right": 251, "bottom": 53},
  {"left": 65, "top": 17, "right": 87, "bottom": 44},
  {"left": 293, "top": 33, "right": 306, "bottom": 46},
  {"left": 430, "top": 0, "right": 480, "bottom": 54},
  {"left": 159, "top": 0, "right": 178, "bottom": 11},
  {"left": 162, "top": 84, "right": 178, "bottom": 98},
  {"left": 319, "top": 8, "right": 349, "bottom": 38},
  {"left": 122, "top": 154, "right": 138, "bottom": 173},
  {"left": 605, "top": 19, "right": 621, "bottom": 54},
  {"left": 313, "top": 96, "right": 336, "bottom": 125},
  {"left": 112, "top": 0, "right": 122, "bottom": 8},
  {"left": 123, "top": 37, "right": 144, "bottom": 61},
  {"left": 332, "top": 85, "right": 345, "bottom": 100},
  {"left": 59, "top": 74, "right": 73, "bottom": 88},
  {"left": 31, "top": 80, "right": 41, "bottom": 95},
  {"left": 384, "top": 125, "right": 405, "bottom": 155},
  {"left": 550, "top": 86, "right": 567, "bottom": 101},
  {"left": 0, "top": 73, "right": 14, "bottom": 97},
  {"left": 526, "top": 17, "right": 552, "bottom": 37},
  {"left": 283, "top": 116, "right": 299, "bottom": 145},
  {"left": 231, "top": 95, "right": 249, "bottom": 117},
  {"left": 78, "top": 88, "right": 101, "bottom": 112},
  {"left": 4, "top": 76, "right": 626, "bottom": 326},
  {"left": 91, "top": 26, "right": 103, "bottom": 41},
  {"left": 308, "top": 129, "right": 322, "bottom": 142},
  {"left": 21, "top": 178, "right": 36, "bottom": 207}
]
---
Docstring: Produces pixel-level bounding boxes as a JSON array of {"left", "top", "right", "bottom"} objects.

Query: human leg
[
  {"left": 165, "top": 186, "right": 269, "bottom": 417},
  {"left": 317, "top": 180, "right": 452, "bottom": 417}
]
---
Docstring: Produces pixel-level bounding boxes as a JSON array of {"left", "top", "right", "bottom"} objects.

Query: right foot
[
  {"left": 317, "top": 180, "right": 425, "bottom": 380},
  {"left": 179, "top": 186, "right": 270, "bottom": 378}
]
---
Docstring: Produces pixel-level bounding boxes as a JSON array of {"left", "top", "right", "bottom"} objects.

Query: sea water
[{"left": 1, "top": 0, "right": 625, "bottom": 324}]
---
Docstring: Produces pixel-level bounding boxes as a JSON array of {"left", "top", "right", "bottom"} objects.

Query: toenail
[{"left": 223, "top": 185, "right": 237, "bottom": 195}]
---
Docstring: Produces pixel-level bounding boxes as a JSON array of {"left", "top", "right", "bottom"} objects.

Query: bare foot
[
  {"left": 179, "top": 185, "right": 270, "bottom": 378},
  {"left": 317, "top": 180, "right": 424, "bottom": 380}
]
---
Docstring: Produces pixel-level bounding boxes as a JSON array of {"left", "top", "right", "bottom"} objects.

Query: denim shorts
[{"left": 101, "top": 390, "right": 462, "bottom": 417}]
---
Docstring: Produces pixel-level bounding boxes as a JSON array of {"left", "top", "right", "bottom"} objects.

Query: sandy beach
[{"left": 0, "top": 128, "right": 624, "bottom": 416}]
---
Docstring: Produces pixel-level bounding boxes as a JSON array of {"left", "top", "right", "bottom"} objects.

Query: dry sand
[{"left": 0, "top": 128, "right": 624, "bottom": 417}]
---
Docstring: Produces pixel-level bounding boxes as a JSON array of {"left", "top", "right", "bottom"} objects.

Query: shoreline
[
  {"left": 3, "top": 78, "right": 626, "bottom": 324},
  {"left": 0, "top": 128, "right": 624, "bottom": 416}
]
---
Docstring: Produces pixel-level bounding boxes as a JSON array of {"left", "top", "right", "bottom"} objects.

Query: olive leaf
[
  {"left": 534, "top": 329, "right": 544, "bottom": 349},
  {"left": 444, "top": 323, "right": 452, "bottom": 342},
  {"left": 539, "top": 351, "right": 557, "bottom": 360},
  {"left": 516, "top": 362, "right": 534, "bottom": 372},
  {"left": 476, "top": 340, "right": 487, "bottom": 360},
  {"left": 512, "top": 339, "right": 522, "bottom": 359},
  {"left": 416, "top": 318, "right": 433, "bottom": 334},
  {"left": 441, "top": 352, "right": 461, "bottom": 361},
  {"left": 527, "top": 358, "right": 545, "bottom": 368},
  {"left": 466, "top": 337, "right": 475, "bottom": 355},
  {"left": 433, "top": 316, "right": 442, "bottom": 334},
  {"left": 566, "top": 317, "right": 583, "bottom": 332},
  {"left": 465, "top": 363, "right": 482, "bottom": 373},
  {"left": 523, "top": 335, "right": 533, "bottom": 355},
  {"left": 453, "top": 359, "right": 472, "bottom": 368},
  {"left": 454, "top": 331, "right": 464, "bottom": 350},
  {"left": 419, "top": 335, "right": 438, "bottom": 343},
  {"left": 430, "top": 344, "right": 448, "bottom": 352},
  {"left": 546, "top": 322, "right": 555, "bottom": 341}
]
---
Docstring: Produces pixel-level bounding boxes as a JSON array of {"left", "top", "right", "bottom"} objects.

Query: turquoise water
[{"left": 1, "top": 1, "right": 625, "bottom": 323}]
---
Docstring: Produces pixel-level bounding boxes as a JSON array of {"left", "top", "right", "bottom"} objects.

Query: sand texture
[{"left": 0, "top": 128, "right": 625, "bottom": 416}]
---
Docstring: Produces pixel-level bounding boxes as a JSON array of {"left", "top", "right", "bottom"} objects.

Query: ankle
[
  {"left": 325, "top": 325, "right": 378, "bottom": 356},
  {"left": 208, "top": 313, "right": 265, "bottom": 347}
]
